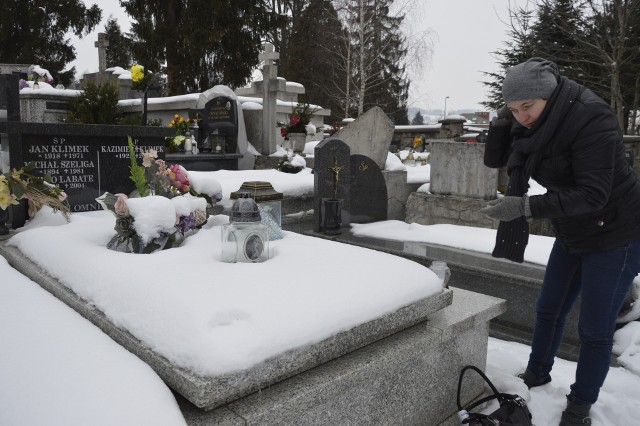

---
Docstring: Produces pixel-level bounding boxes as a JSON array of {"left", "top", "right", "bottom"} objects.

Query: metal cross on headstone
[
  {"left": 259, "top": 43, "right": 280, "bottom": 154},
  {"left": 329, "top": 156, "right": 344, "bottom": 199},
  {"left": 94, "top": 33, "right": 109, "bottom": 72}
]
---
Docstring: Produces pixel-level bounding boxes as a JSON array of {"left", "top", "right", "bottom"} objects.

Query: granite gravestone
[
  {"left": 349, "top": 154, "right": 387, "bottom": 223},
  {"left": 313, "top": 137, "right": 350, "bottom": 232},
  {"left": 0, "top": 73, "right": 23, "bottom": 121},
  {"left": 2, "top": 122, "right": 171, "bottom": 227},
  {"left": 335, "top": 106, "right": 394, "bottom": 170},
  {"left": 203, "top": 96, "right": 238, "bottom": 154}
]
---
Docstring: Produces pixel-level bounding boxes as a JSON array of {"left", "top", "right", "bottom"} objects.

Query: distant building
[{"left": 461, "top": 112, "right": 489, "bottom": 125}]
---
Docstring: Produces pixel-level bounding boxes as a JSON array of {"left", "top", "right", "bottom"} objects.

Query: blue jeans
[{"left": 527, "top": 239, "right": 640, "bottom": 405}]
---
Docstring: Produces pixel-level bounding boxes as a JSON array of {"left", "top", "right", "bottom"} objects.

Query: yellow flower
[
  {"left": 131, "top": 64, "right": 145, "bottom": 83},
  {"left": 174, "top": 114, "right": 179, "bottom": 119},
  {"left": 0, "top": 183, "right": 19, "bottom": 210}
]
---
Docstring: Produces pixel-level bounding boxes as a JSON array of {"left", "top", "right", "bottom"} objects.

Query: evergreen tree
[
  {"left": 481, "top": 5, "right": 537, "bottom": 111},
  {"left": 0, "top": 0, "right": 102, "bottom": 86},
  {"left": 104, "top": 17, "right": 133, "bottom": 70},
  {"left": 343, "top": 0, "right": 410, "bottom": 123},
  {"left": 411, "top": 110, "right": 424, "bottom": 125},
  {"left": 120, "top": 0, "right": 284, "bottom": 95},
  {"left": 263, "top": 0, "right": 310, "bottom": 69},
  {"left": 281, "top": 0, "right": 346, "bottom": 123},
  {"left": 484, "top": 0, "right": 640, "bottom": 128}
]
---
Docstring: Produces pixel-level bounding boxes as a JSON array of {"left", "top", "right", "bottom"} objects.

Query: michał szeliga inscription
[
  {"left": 3, "top": 122, "right": 171, "bottom": 217},
  {"left": 23, "top": 136, "right": 164, "bottom": 212}
]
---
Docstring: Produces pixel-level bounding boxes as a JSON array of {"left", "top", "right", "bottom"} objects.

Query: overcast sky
[{"left": 70, "top": 0, "right": 529, "bottom": 113}]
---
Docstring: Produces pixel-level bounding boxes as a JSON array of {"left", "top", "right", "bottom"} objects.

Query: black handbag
[{"left": 456, "top": 365, "right": 533, "bottom": 426}]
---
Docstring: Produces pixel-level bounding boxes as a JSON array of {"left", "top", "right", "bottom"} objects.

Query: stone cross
[
  {"left": 259, "top": 43, "right": 279, "bottom": 154},
  {"left": 94, "top": 33, "right": 109, "bottom": 72}
]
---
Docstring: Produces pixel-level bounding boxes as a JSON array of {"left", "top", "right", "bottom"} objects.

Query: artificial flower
[
  {"left": 142, "top": 149, "right": 158, "bottom": 167},
  {"left": 114, "top": 194, "right": 129, "bottom": 216},
  {"left": 168, "top": 165, "right": 190, "bottom": 193},
  {"left": 131, "top": 64, "right": 145, "bottom": 84},
  {"left": 277, "top": 103, "right": 319, "bottom": 139}
]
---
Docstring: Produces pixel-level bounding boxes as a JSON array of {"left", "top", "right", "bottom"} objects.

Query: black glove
[
  {"left": 480, "top": 196, "right": 525, "bottom": 221},
  {"left": 491, "top": 105, "right": 513, "bottom": 128}
]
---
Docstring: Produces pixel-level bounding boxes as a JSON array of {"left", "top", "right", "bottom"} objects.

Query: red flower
[
  {"left": 289, "top": 114, "right": 300, "bottom": 126},
  {"left": 280, "top": 127, "right": 289, "bottom": 138}
]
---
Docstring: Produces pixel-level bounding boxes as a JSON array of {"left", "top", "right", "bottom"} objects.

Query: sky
[
  {"left": 69, "top": 0, "right": 530, "bottom": 114},
  {"left": 2, "top": 163, "right": 640, "bottom": 424}
]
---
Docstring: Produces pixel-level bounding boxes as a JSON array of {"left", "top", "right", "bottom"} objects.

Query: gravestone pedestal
[
  {"left": 407, "top": 141, "right": 499, "bottom": 228},
  {"left": 176, "top": 287, "right": 504, "bottom": 425}
]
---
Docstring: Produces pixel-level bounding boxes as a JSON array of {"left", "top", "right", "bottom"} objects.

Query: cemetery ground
[{"left": 2, "top": 165, "right": 640, "bottom": 426}]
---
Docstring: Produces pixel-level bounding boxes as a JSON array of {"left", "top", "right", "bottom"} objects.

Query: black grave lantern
[{"left": 203, "top": 96, "right": 238, "bottom": 154}]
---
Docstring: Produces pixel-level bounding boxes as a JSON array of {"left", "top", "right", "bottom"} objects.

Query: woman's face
[{"left": 507, "top": 99, "right": 548, "bottom": 129}]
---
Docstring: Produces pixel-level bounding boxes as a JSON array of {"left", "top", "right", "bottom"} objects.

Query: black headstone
[
  {"left": 313, "top": 137, "right": 351, "bottom": 232},
  {"left": 2, "top": 122, "right": 172, "bottom": 227},
  {"left": 0, "top": 73, "right": 24, "bottom": 121},
  {"left": 203, "top": 96, "right": 238, "bottom": 153},
  {"left": 349, "top": 154, "right": 387, "bottom": 223}
]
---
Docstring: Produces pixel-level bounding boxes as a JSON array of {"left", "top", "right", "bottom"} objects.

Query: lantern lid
[
  {"left": 231, "top": 193, "right": 262, "bottom": 223},
  {"left": 230, "top": 181, "right": 283, "bottom": 202}
]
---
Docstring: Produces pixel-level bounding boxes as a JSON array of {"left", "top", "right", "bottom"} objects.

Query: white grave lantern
[
  {"left": 230, "top": 181, "right": 283, "bottom": 241},
  {"left": 222, "top": 193, "right": 270, "bottom": 263}
]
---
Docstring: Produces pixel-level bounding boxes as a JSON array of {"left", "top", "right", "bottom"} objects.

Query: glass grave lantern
[
  {"left": 210, "top": 129, "right": 226, "bottom": 154},
  {"left": 222, "top": 194, "right": 270, "bottom": 263},
  {"left": 404, "top": 150, "right": 416, "bottom": 167},
  {"left": 230, "top": 181, "right": 283, "bottom": 241}
]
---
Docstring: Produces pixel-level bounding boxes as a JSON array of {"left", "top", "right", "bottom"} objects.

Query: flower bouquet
[
  {"left": 165, "top": 114, "right": 194, "bottom": 153},
  {"left": 1, "top": 163, "right": 70, "bottom": 217},
  {"left": 96, "top": 137, "right": 220, "bottom": 254},
  {"left": 277, "top": 103, "right": 319, "bottom": 140}
]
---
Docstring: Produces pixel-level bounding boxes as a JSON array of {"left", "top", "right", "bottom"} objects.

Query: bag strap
[
  {"left": 457, "top": 365, "right": 502, "bottom": 410},
  {"left": 463, "top": 392, "right": 521, "bottom": 412}
]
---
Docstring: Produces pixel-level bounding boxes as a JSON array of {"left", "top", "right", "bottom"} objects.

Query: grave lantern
[
  {"left": 230, "top": 181, "right": 283, "bottom": 241},
  {"left": 222, "top": 194, "right": 270, "bottom": 263},
  {"left": 404, "top": 151, "right": 416, "bottom": 167},
  {"left": 210, "top": 129, "right": 226, "bottom": 154}
]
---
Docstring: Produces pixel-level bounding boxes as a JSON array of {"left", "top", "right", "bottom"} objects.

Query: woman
[{"left": 481, "top": 57, "right": 640, "bottom": 425}]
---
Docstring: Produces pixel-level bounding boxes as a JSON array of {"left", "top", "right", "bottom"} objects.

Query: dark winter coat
[{"left": 484, "top": 84, "right": 640, "bottom": 253}]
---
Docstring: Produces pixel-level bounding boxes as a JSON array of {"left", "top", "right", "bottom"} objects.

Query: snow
[
  {"left": 0, "top": 255, "right": 187, "bottom": 426},
  {"left": 6, "top": 210, "right": 443, "bottom": 377},
  {"left": 3, "top": 168, "right": 640, "bottom": 425}
]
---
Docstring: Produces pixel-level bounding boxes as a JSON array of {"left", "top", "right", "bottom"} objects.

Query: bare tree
[{"left": 318, "top": 0, "right": 429, "bottom": 120}]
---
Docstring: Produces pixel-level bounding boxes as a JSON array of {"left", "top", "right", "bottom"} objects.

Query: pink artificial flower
[
  {"left": 114, "top": 194, "right": 129, "bottom": 216},
  {"left": 155, "top": 159, "right": 167, "bottom": 175},
  {"left": 142, "top": 149, "right": 158, "bottom": 167},
  {"left": 168, "top": 164, "right": 190, "bottom": 193}
]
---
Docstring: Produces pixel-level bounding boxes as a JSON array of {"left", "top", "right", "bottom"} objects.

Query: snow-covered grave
[{"left": 0, "top": 202, "right": 505, "bottom": 423}]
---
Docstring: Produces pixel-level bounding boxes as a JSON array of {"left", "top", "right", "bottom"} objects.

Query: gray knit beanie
[{"left": 502, "top": 58, "right": 559, "bottom": 103}]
